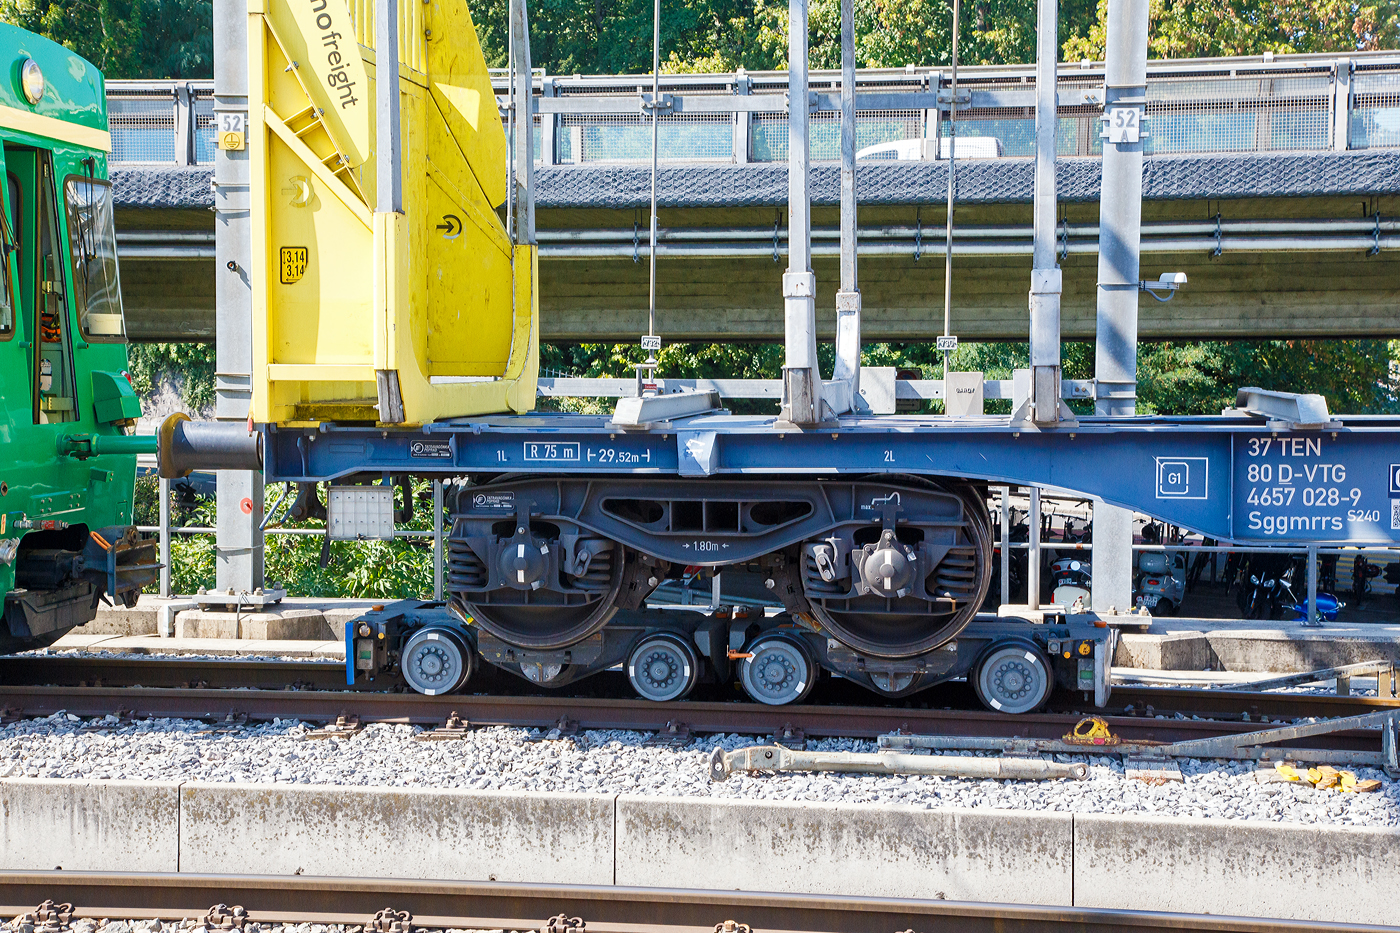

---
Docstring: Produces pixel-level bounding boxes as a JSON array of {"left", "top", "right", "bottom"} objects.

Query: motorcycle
[
  {"left": 1353, "top": 553, "right": 1381, "bottom": 607},
  {"left": 1236, "top": 554, "right": 1342, "bottom": 621}
]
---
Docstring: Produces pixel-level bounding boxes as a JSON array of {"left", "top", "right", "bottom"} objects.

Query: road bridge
[{"left": 111, "top": 51, "right": 1400, "bottom": 343}]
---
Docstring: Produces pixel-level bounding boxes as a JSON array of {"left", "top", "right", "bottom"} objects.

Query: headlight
[{"left": 20, "top": 59, "right": 43, "bottom": 105}]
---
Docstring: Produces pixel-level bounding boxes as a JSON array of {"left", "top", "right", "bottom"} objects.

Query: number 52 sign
[
  {"left": 218, "top": 112, "right": 247, "bottom": 151},
  {"left": 1100, "top": 106, "right": 1143, "bottom": 145}
]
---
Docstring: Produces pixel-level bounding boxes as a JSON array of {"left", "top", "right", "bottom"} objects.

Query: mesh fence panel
[
  {"left": 1145, "top": 74, "right": 1331, "bottom": 153},
  {"left": 1352, "top": 71, "right": 1400, "bottom": 149},
  {"left": 752, "top": 110, "right": 923, "bottom": 161},
  {"left": 193, "top": 90, "right": 217, "bottom": 164},
  {"left": 562, "top": 112, "right": 733, "bottom": 162},
  {"left": 109, "top": 93, "right": 176, "bottom": 163}
]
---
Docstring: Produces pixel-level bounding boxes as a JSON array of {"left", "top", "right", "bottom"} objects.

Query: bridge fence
[{"left": 106, "top": 51, "right": 1400, "bottom": 168}]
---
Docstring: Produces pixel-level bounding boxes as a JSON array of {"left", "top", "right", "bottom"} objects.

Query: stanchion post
[
  {"left": 999, "top": 486, "right": 1011, "bottom": 605},
  {"left": 1306, "top": 544, "right": 1320, "bottom": 626},
  {"left": 1028, "top": 487, "right": 1041, "bottom": 610},
  {"left": 159, "top": 476, "right": 172, "bottom": 598},
  {"left": 433, "top": 480, "right": 444, "bottom": 601}
]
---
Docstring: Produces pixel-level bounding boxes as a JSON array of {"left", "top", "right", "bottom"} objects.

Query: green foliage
[
  {"left": 543, "top": 336, "right": 1400, "bottom": 417},
  {"left": 0, "top": 0, "right": 212, "bottom": 78},
  {"left": 126, "top": 342, "right": 216, "bottom": 412},
  {"left": 468, "top": 0, "right": 1106, "bottom": 75},
  {"left": 137, "top": 476, "right": 436, "bottom": 599},
  {"left": 1137, "top": 339, "right": 1400, "bottom": 416},
  {"left": 1063, "top": 0, "right": 1400, "bottom": 61}
]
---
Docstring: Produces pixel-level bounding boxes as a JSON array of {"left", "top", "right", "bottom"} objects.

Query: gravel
[
  {"left": 14, "top": 649, "right": 340, "bottom": 663},
  {"left": 0, "top": 920, "right": 501, "bottom": 933},
  {"left": 2, "top": 712, "right": 1396, "bottom": 827}
]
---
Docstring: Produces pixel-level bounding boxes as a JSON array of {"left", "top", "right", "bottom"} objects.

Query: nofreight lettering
[{"left": 309, "top": 0, "right": 359, "bottom": 109}]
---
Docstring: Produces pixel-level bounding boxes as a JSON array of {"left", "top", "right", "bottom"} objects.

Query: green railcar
[{"left": 0, "top": 24, "right": 157, "bottom": 652}]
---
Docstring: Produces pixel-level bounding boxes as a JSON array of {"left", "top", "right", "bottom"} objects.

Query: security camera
[{"left": 1140, "top": 271, "right": 1188, "bottom": 302}]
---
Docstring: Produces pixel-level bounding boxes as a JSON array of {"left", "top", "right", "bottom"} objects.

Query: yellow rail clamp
[{"left": 1063, "top": 716, "right": 1121, "bottom": 746}]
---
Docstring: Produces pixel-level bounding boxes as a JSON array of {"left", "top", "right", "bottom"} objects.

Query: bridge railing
[{"left": 105, "top": 51, "right": 1400, "bottom": 166}]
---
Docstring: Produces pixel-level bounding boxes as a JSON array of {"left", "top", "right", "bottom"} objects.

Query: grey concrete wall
[
  {"left": 178, "top": 783, "right": 614, "bottom": 883},
  {"left": 1074, "top": 813, "right": 1400, "bottom": 925},
  {"left": 615, "top": 795, "right": 1072, "bottom": 905},
  {"left": 0, "top": 780, "right": 180, "bottom": 872},
  {"left": 6, "top": 778, "right": 1400, "bottom": 923}
]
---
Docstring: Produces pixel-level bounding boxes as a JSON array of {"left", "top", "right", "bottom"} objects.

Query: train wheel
[
  {"left": 972, "top": 641, "right": 1052, "bottom": 714},
  {"left": 400, "top": 626, "right": 474, "bottom": 696},
  {"left": 627, "top": 634, "right": 699, "bottom": 702},
  {"left": 739, "top": 635, "right": 816, "bottom": 706}
]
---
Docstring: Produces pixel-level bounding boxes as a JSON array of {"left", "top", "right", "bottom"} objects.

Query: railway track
[
  {"left": 0, "top": 871, "right": 1391, "bottom": 933},
  {"left": 0, "top": 655, "right": 1394, "bottom": 753}
]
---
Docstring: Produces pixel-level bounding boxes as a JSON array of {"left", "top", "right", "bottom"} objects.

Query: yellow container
[{"left": 247, "top": 0, "right": 537, "bottom": 425}]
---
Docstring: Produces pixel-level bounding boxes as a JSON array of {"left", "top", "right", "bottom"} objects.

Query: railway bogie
[
  {"left": 445, "top": 475, "right": 993, "bottom": 662},
  {"left": 348, "top": 597, "right": 1115, "bottom": 713}
]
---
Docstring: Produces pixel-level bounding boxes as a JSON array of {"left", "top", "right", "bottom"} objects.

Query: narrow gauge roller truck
[{"left": 0, "top": 27, "right": 160, "bottom": 652}]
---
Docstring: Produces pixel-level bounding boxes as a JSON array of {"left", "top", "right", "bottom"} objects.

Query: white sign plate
[{"left": 1101, "top": 107, "right": 1142, "bottom": 144}]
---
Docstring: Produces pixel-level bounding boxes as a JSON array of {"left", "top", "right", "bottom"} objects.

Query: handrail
[{"left": 106, "top": 49, "right": 1400, "bottom": 166}]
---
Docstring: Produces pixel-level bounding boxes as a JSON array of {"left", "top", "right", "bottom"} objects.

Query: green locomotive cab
[{"left": 0, "top": 25, "right": 157, "bottom": 652}]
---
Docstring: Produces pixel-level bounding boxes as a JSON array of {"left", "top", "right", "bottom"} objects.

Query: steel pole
[
  {"left": 781, "top": 0, "right": 820, "bottom": 424},
  {"left": 159, "top": 476, "right": 172, "bottom": 598},
  {"left": 375, "top": 0, "right": 401, "bottom": 214},
  {"left": 1028, "top": 0, "right": 1062, "bottom": 425},
  {"left": 999, "top": 486, "right": 1010, "bottom": 605},
  {"left": 433, "top": 480, "right": 444, "bottom": 601},
  {"left": 1028, "top": 486, "right": 1041, "bottom": 610},
  {"left": 942, "top": 0, "right": 958, "bottom": 386},
  {"left": 832, "top": 0, "right": 860, "bottom": 397},
  {"left": 213, "top": 0, "right": 263, "bottom": 596},
  {"left": 511, "top": 0, "right": 535, "bottom": 245},
  {"left": 1091, "top": 0, "right": 1148, "bottom": 615},
  {"left": 1306, "top": 544, "right": 1320, "bottom": 626},
  {"left": 1094, "top": 0, "right": 1148, "bottom": 418},
  {"left": 646, "top": 0, "right": 660, "bottom": 357}
]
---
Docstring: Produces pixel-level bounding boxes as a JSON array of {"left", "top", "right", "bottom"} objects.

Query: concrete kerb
[
  {"left": 178, "top": 783, "right": 616, "bottom": 883},
  {"left": 4, "top": 778, "right": 1400, "bottom": 920},
  {"left": 614, "top": 795, "right": 1073, "bottom": 904},
  {"left": 0, "top": 779, "right": 181, "bottom": 872},
  {"left": 1073, "top": 812, "right": 1400, "bottom": 925}
]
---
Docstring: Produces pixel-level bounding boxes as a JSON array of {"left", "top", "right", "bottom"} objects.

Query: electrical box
[
  {"left": 945, "top": 371, "right": 985, "bottom": 417},
  {"left": 327, "top": 486, "right": 395, "bottom": 540}
]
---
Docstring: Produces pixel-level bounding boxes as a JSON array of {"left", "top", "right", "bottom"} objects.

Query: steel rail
[
  {"left": 0, "top": 871, "right": 1392, "bottom": 933},
  {"left": 0, "top": 678, "right": 1388, "bottom": 752},
  {"left": 3, "top": 656, "right": 1397, "bottom": 718}
]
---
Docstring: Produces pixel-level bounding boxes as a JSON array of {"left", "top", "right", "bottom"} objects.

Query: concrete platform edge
[{"left": 2, "top": 778, "right": 1397, "bottom": 922}]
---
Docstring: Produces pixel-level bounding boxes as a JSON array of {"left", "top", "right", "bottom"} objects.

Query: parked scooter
[
  {"left": 1134, "top": 549, "right": 1187, "bottom": 615},
  {"left": 1049, "top": 556, "right": 1091, "bottom": 608}
]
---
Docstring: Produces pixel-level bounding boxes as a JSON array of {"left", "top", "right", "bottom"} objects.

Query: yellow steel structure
[{"left": 247, "top": 0, "right": 537, "bottom": 425}]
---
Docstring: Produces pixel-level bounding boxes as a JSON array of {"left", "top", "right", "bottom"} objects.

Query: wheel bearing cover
[{"left": 627, "top": 634, "right": 698, "bottom": 702}]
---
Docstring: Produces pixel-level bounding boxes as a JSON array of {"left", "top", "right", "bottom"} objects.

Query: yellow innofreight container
[{"left": 246, "top": 0, "right": 537, "bottom": 425}]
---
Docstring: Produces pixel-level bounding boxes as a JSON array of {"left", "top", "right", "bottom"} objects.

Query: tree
[
  {"left": 1062, "top": 0, "right": 1400, "bottom": 62},
  {"left": 0, "top": 0, "right": 212, "bottom": 78},
  {"left": 468, "top": 0, "right": 1104, "bottom": 75}
]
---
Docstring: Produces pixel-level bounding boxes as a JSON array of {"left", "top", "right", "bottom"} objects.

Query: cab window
[
  {"left": 64, "top": 175, "right": 124, "bottom": 340},
  {"left": 0, "top": 174, "right": 14, "bottom": 338}
]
